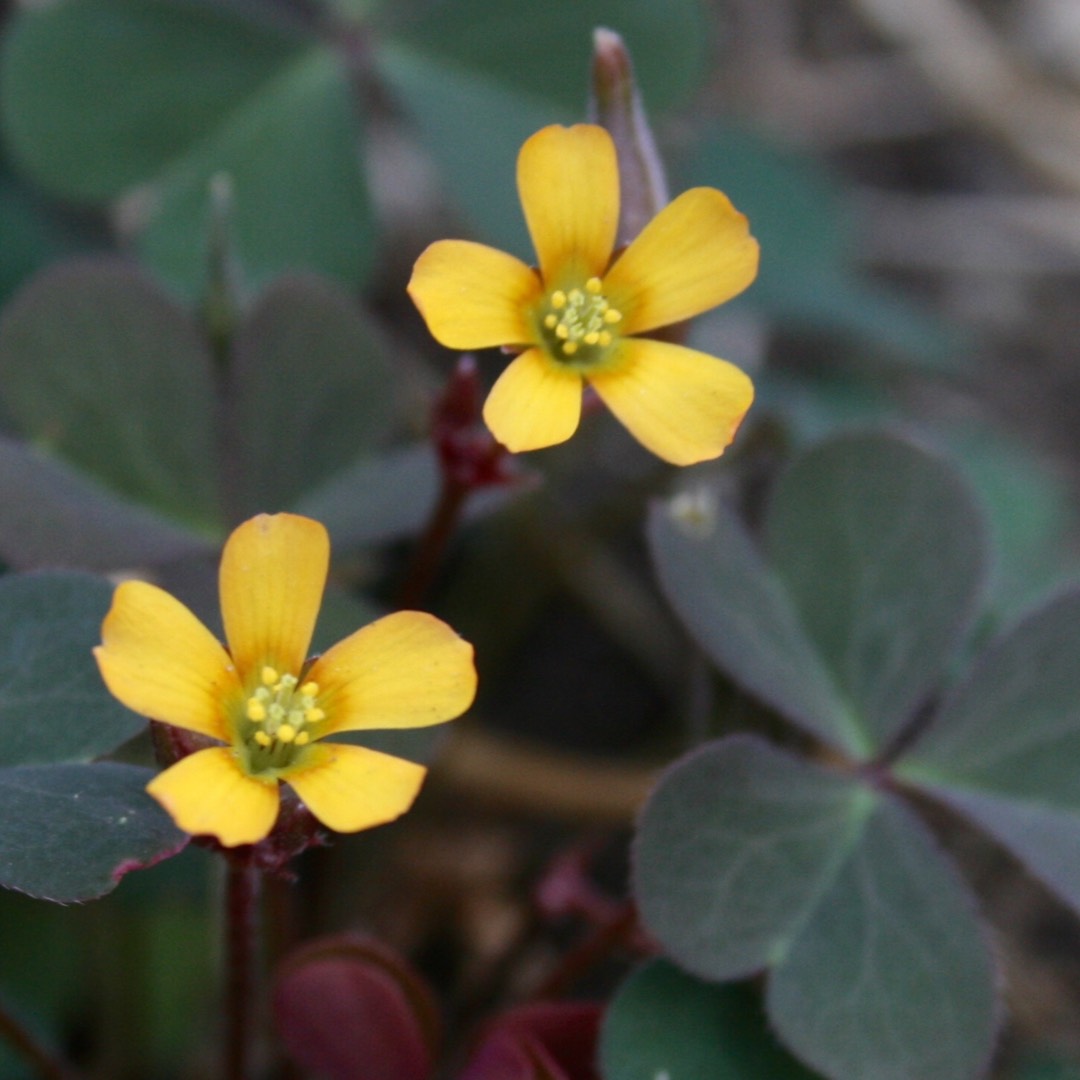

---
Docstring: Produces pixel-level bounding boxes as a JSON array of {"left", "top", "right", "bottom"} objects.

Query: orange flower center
[
  {"left": 239, "top": 667, "right": 325, "bottom": 774},
  {"left": 537, "top": 277, "right": 623, "bottom": 366}
]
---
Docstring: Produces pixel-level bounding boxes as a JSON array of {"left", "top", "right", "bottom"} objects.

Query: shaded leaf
[
  {"left": 0, "top": 434, "right": 214, "bottom": 571},
  {"left": 767, "top": 796, "right": 998, "bottom": 1080},
  {"left": 601, "top": 959, "right": 819, "bottom": 1079},
  {"left": 229, "top": 274, "right": 396, "bottom": 515},
  {"left": 1, "top": 0, "right": 375, "bottom": 294},
  {"left": 293, "top": 443, "right": 439, "bottom": 549},
  {"left": 634, "top": 734, "right": 875, "bottom": 980},
  {"left": 647, "top": 491, "right": 862, "bottom": 755},
  {"left": 0, "top": 572, "right": 144, "bottom": 767},
  {"left": 765, "top": 432, "right": 988, "bottom": 755},
  {"left": 0, "top": 0, "right": 307, "bottom": 200},
  {"left": 139, "top": 47, "right": 376, "bottom": 296},
  {"left": 899, "top": 590, "right": 1080, "bottom": 914},
  {"left": 0, "top": 258, "right": 220, "bottom": 528},
  {"left": 376, "top": 42, "right": 566, "bottom": 259},
  {"left": 380, "top": 0, "right": 708, "bottom": 114},
  {"left": 273, "top": 934, "right": 439, "bottom": 1080},
  {"left": 680, "top": 128, "right": 962, "bottom": 369},
  {"left": 0, "top": 762, "right": 186, "bottom": 902}
]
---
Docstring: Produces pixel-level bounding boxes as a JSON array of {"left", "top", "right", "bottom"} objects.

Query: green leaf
[
  {"left": 0, "top": 434, "right": 215, "bottom": 571},
  {"left": 139, "top": 47, "right": 376, "bottom": 296},
  {"left": 293, "top": 443, "right": 439, "bottom": 549},
  {"left": 765, "top": 433, "right": 988, "bottom": 755},
  {"left": 647, "top": 490, "right": 862, "bottom": 755},
  {"left": 601, "top": 959, "right": 820, "bottom": 1079},
  {"left": 898, "top": 591, "right": 1080, "bottom": 915},
  {"left": 0, "top": 0, "right": 306, "bottom": 199},
  {"left": 0, "top": 258, "right": 220, "bottom": 529},
  {"left": 0, "top": 0, "right": 375, "bottom": 294},
  {"left": 0, "top": 762, "right": 185, "bottom": 902},
  {"left": 379, "top": 0, "right": 709, "bottom": 114},
  {"left": 766, "top": 796, "right": 998, "bottom": 1080},
  {"left": 679, "top": 128, "right": 962, "bottom": 369},
  {"left": 0, "top": 572, "right": 144, "bottom": 767},
  {"left": 229, "top": 274, "right": 396, "bottom": 515},
  {"left": 375, "top": 42, "right": 562, "bottom": 259},
  {"left": 634, "top": 735, "right": 876, "bottom": 979}
]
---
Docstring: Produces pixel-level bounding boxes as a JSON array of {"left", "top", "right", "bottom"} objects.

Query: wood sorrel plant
[{"left": 0, "top": 6, "right": 1079, "bottom": 1080}]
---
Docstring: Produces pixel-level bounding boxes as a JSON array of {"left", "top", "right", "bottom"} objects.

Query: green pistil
[{"left": 538, "top": 277, "right": 622, "bottom": 366}]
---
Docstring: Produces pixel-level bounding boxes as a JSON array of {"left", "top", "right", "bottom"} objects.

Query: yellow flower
[
  {"left": 94, "top": 513, "right": 477, "bottom": 847},
  {"left": 408, "top": 124, "right": 759, "bottom": 466}
]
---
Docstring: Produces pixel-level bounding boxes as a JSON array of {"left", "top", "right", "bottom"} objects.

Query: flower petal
[
  {"left": 147, "top": 747, "right": 280, "bottom": 847},
  {"left": 94, "top": 580, "right": 236, "bottom": 740},
  {"left": 220, "top": 514, "right": 328, "bottom": 680},
  {"left": 588, "top": 339, "right": 754, "bottom": 465},
  {"left": 483, "top": 348, "right": 582, "bottom": 453},
  {"left": 408, "top": 240, "right": 540, "bottom": 350},
  {"left": 603, "top": 188, "right": 759, "bottom": 335},
  {"left": 286, "top": 742, "right": 427, "bottom": 834},
  {"left": 518, "top": 124, "right": 619, "bottom": 284},
  {"left": 308, "top": 611, "right": 476, "bottom": 735}
]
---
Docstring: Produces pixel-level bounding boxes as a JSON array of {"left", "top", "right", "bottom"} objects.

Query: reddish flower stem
[
  {"left": 529, "top": 900, "right": 641, "bottom": 1001},
  {"left": 224, "top": 862, "right": 262, "bottom": 1080},
  {"left": 0, "top": 1000, "right": 76, "bottom": 1080},
  {"left": 395, "top": 476, "right": 470, "bottom": 611}
]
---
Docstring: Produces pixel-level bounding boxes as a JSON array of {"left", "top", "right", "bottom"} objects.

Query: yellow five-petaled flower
[
  {"left": 94, "top": 513, "right": 477, "bottom": 847},
  {"left": 408, "top": 123, "right": 759, "bottom": 466}
]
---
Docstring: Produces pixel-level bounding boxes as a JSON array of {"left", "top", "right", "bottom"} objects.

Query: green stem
[{"left": 224, "top": 862, "right": 262, "bottom": 1080}]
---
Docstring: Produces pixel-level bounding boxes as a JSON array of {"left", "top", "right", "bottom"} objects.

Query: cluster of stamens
[
  {"left": 245, "top": 667, "right": 324, "bottom": 751},
  {"left": 541, "top": 277, "right": 622, "bottom": 360}
]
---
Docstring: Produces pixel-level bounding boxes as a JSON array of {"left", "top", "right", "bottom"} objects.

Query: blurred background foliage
[{"left": 3, "top": 0, "right": 1080, "bottom": 1075}]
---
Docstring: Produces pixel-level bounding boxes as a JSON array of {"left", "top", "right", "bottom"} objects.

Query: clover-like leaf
[
  {"left": 899, "top": 590, "right": 1080, "bottom": 915},
  {"left": 229, "top": 274, "right": 396, "bottom": 516},
  {"left": 647, "top": 490, "right": 863, "bottom": 755},
  {"left": 0, "top": 763, "right": 186, "bottom": 902},
  {"left": 0, "top": 434, "right": 214, "bottom": 571},
  {"left": 767, "top": 796, "right": 998, "bottom": 1080},
  {"left": 0, "top": 258, "right": 220, "bottom": 528},
  {"left": 765, "top": 432, "right": 988, "bottom": 755},
  {"left": 1, "top": 0, "right": 374, "bottom": 294},
  {"left": 601, "top": 959, "right": 818, "bottom": 1079},
  {"left": 0, "top": 572, "right": 144, "bottom": 768},
  {"left": 634, "top": 734, "right": 876, "bottom": 979}
]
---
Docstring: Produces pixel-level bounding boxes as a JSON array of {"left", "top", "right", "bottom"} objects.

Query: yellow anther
[
  {"left": 544, "top": 314, "right": 557, "bottom": 329},
  {"left": 305, "top": 707, "right": 325, "bottom": 723},
  {"left": 598, "top": 331, "right": 612, "bottom": 347},
  {"left": 584, "top": 331, "right": 600, "bottom": 346},
  {"left": 555, "top": 324, "right": 569, "bottom": 340},
  {"left": 585, "top": 277, "right": 603, "bottom": 294},
  {"left": 246, "top": 700, "right": 267, "bottom": 722},
  {"left": 254, "top": 730, "right": 272, "bottom": 748},
  {"left": 300, "top": 681, "right": 319, "bottom": 698},
  {"left": 603, "top": 309, "right": 622, "bottom": 324},
  {"left": 562, "top": 341, "right": 579, "bottom": 356},
  {"left": 277, "top": 724, "right": 297, "bottom": 744},
  {"left": 551, "top": 290, "right": 567, "bottom": 309},
  {"left": 261, "top": 666, "right": 279, "bottom": 686},
  {"left": 295, "top": 731, "right": 311, "bottom": 746}
]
